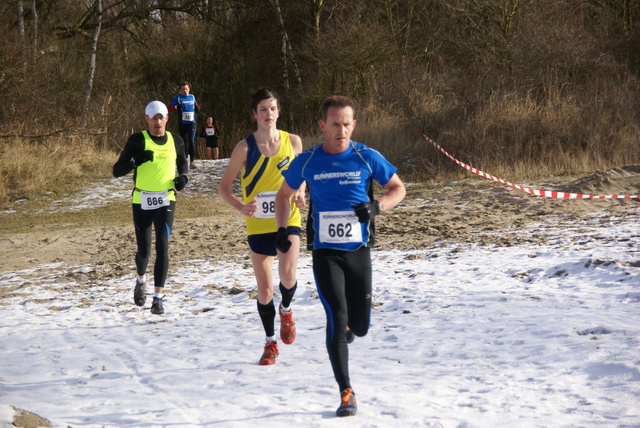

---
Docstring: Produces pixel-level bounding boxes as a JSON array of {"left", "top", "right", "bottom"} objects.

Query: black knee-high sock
[
  {"left": 279, "top": 282, "right": 297, "bottom": 309},
  {"left": 257, "top": 299, "right": 276, "bottom": 338}
]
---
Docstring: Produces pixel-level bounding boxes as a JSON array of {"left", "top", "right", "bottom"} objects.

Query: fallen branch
[{"left": 0, "top": 128, "right": 107, "bottom": 139}]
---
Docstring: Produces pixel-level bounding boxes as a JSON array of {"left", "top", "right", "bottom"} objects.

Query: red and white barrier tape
[{"left": 416, "top": 129, "right": 639, "bottom": 199}]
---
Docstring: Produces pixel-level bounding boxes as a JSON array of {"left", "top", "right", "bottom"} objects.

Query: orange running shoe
[
  {"left": 336, "top": 388, "right": 357, "bottom": 417},
  {"left": 279, "top": 304, "right": 296, "bottom": 345},
  {"left": 259, "top": 340, "right": 279, "bottom": 365}
]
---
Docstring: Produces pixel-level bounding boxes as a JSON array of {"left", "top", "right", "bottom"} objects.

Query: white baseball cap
[{"left": 145, "top": 100, "right": 168, "bottom": 118}]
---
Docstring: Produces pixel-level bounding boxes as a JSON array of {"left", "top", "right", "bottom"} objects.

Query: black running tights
[
  {"left": 312, "top": 246, "right": 372, "bottom": 392},
  {"left": 132, "top": 201, "right": 175, "bottom": 289}
]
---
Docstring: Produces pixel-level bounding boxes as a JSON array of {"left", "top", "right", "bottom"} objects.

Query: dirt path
[{"left": 1, "top": 165, "right": 638, "bottom": 281}]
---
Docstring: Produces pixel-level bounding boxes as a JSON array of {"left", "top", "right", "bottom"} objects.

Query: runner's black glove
[
  {"left": 352, "top": 201, "right": 381, "bottom": 223},
  {"left": 275, "top": 227, "right": 292, "bottom": 253},
  {"left": 174, "top": 175, "right": 188, "bottom": 191},
  {"left": 133, "top": 150, "right": 154, "bottom": 166}
]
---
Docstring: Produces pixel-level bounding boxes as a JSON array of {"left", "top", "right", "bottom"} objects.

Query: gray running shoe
[
  {"left": 134, "top": 277, "right": 146, "bottom": 307},
  {"left": 346, "top": 326, "right": 355, "bottom": 344},
  {"left": 150, "top": 297, "right": 164, "bottom": 315}
]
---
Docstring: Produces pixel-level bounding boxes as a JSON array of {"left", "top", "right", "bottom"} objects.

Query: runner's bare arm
[
  {"left": 276, "top": 181, "right": 297, "bottom": 228},
  {"left": 218, "top": 140, "right": 258, "bottom": 217},
  {"left": 289, "top": 134, "right": 307, "bottom": 208},
  {"left": 377, "top": 173, "right": 406, "bottom": 211}
]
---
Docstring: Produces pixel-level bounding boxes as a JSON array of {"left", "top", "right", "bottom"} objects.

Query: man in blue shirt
[
  {"left": 169, "top": 81, "right": 200, "bottom": 168},
  {"left": 275, "top": 95, "right": 406, "bottom": 417}
]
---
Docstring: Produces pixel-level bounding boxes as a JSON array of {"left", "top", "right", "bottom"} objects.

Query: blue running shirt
[
  {"left": 282, "top": 141, "right": 397, "bottom": 251},
  {"left": 169, "top": 94, "right": 198, "bottom": 124}
]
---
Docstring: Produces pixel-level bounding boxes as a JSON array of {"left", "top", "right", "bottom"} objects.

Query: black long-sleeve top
[{"left": 113, "top": 131, "right": 188, "bottom": 179}]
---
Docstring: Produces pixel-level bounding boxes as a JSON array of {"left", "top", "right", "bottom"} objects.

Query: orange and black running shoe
[{"left": 336, "top": 388, "right": 357, "bottom": 417}]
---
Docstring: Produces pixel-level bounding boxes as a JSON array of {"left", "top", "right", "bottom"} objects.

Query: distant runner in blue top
[
  {"left": 169, "top": 81, "right": 200, "bottom": 168},
  {"left": 275, "top": 95, "right": 406, "bottom": 417}
]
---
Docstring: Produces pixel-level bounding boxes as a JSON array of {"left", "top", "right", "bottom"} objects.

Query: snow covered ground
[{"left": 0, "top": 160, "right": 639, "bottom": 427}]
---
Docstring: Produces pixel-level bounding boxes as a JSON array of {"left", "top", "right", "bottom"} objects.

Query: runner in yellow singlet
[
  {"left": 113, "top": 101, "right": 189, "bottom": 316},
  {"left": 218, "top": 88, "right": 306, "bottom": 365}
]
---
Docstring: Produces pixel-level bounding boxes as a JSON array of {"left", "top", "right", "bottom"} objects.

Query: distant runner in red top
[{"left": 199, "top": 116, "right": 222, "bottom": 160}]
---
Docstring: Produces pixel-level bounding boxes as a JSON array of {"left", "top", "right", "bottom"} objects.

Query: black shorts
[
  {"left": 248, "top": 226, "right": 301, "bottom": 256},
  {"left": 205, "top": 136, "right": 219, "bottom": 148}
]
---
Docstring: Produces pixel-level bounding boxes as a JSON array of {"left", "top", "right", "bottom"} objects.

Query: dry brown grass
[
  {"left": 353, "top": 77, "right": 640, "bottom": 183},
  {"left": 1, "top": 76, "right": 639, "bottom": 211},
  {"left": 0, "top": 136, "right": 114, "bottom": 207}
]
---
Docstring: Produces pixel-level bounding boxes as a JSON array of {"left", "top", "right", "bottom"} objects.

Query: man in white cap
[{"left": 113, "top": 100, "right": 189, "bottom": 315}]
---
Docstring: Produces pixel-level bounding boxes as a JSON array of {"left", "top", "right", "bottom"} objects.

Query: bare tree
[
  {"left": 270, "top": 0, "right": 302, "bottom": 90},
  {"left": 309, "top": 0, "right": 325, "bottom": 41},
  {"left": 583, "top": 0, "right": 639, "bottom": 36},
  {"left": 16, "top": 0, "right": 26, "bottom": 73},
  {"left": 377, "top": 0, "right": 431, "bottom": 56},
  {"left": 31, "top": 0, "right": 38, "bottom": 61},
  {"left": 81, "top": 0, "right": 103, "bottom": 127}
]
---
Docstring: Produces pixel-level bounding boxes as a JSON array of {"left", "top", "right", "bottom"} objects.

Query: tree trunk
[
  {"left": 310, "top": 0, "right": 324, "bottom": 41},
  {"left": 17, "top": 0, "right": 26, "bottom": 73},
  {"left": 31, "top": 0, "right": 38, "bottom": 61},
  {"left": 271, "top": 0, "right": 302, "bottom": 91},
  {"left": 81, "top": 0, "right": 102, "bottom": 128}
]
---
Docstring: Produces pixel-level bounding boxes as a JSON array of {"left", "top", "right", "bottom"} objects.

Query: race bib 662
[{"left": 318, "top": 211, "right": 362, "bottom": 243}]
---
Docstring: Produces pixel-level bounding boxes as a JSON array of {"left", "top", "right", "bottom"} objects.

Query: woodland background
[{"left": 1, "top": 0, "right": 639, "bottom": 205}]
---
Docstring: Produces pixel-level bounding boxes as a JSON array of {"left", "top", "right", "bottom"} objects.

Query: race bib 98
[
  {"left": 140, "top": 190, "right": 170, "bottom": 210},
  {"left": 182, "top": 112, "right": 194, "bottom": 122},
  {"left": 318, "top": 211, "right": 362, "bottom": 243},
  {"left": 254, "top": 191, "right": 277, "bottom": 218}
]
